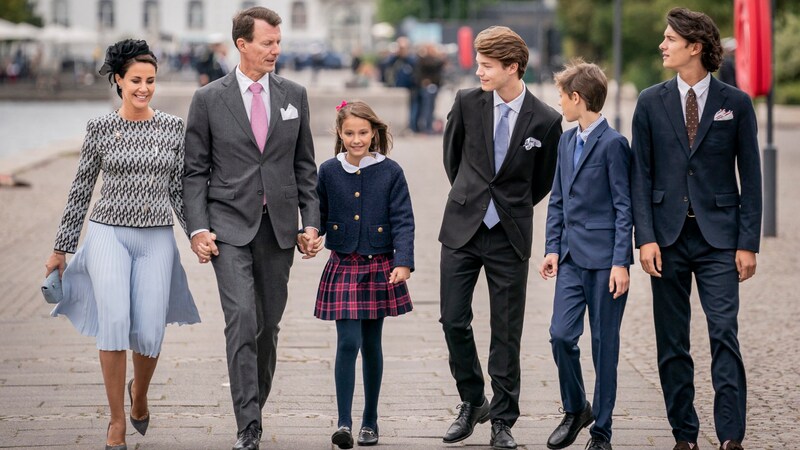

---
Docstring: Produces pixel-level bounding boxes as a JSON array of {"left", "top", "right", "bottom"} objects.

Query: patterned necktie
[
  {"left": 686, "top": 88, "right": 698, "bottom": 147},
  {"left": 483, "top": 103, "right": 511, "bottom": 229},
  {"left": 573, "top": 135, "right": 585, "bottom": 169},
  {"left": 249, "top": 82, "right": 268, "bottom": 152}
]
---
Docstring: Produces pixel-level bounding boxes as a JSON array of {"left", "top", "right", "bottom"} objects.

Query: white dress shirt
[
  {"left": 235, "top": 66, "right": 270, "bottom": 124},
  {"left": 492, "top": 80, "right": 526, "bottom": 140},
  {"left": 677, "top": 72, "right": 711, "bottom": 123}
]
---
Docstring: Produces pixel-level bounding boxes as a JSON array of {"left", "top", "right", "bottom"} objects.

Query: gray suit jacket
[{"left": 183, "top": 71, "right": 319, "bottom": 249}]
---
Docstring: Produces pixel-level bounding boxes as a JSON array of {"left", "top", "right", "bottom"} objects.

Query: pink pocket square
[{"left": 714, "top": 109, "right": 734, "bottom": 121}]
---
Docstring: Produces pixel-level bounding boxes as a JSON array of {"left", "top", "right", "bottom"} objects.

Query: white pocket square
[
  {"left": 713, "top": 109, "right": 734, "bottom": 121},
  {"left": 523, "top": 137, "right": 542, "bottom": 151},
  {"left": 280, "top": 104, "right": 299, "bottom": 120}
]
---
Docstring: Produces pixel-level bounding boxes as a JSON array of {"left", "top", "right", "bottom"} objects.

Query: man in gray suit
[{"left": 183, "top": 7, "right": 319, "bottom": 450}]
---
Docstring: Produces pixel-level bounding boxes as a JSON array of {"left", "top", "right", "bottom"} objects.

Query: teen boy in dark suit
[
  {"left": 439, "top": 25, "right": 562, "bottom": 450},
  {"left": 631, "top": 8, "right": 762, "bottom": 450}
]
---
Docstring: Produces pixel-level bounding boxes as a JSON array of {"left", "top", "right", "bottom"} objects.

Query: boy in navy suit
[
  {"left": 631, "top": 8, "right": 761, "bottom": 450},
  {"left": 539, "top": 60, "right": 632, "bottom": 450}
]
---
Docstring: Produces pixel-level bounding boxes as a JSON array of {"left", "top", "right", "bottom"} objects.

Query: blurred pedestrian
[
  {"left": 414, "top": 43, "right": 446, "bottom": 134},
  {"left": 44, "top": 39, "right": 200, "bottom": 450},
  {"left": 719, "top": 37, "right": 737, "bottom": 87},
  {"left": 382, "top": 37, "right": 419, "bottom": 132},
  {"left": 196, "top": 33, "right": 230, "bottom": 86}
]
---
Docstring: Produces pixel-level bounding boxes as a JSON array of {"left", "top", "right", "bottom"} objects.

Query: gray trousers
[{"left": 211, "top": 211, "right": 295, "bottom": 433}]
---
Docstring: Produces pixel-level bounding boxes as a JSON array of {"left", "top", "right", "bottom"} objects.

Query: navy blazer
[
  {"left": 545, "top": 119, "right": 633, "bottom": 269},
  {"left": 317, "top": 157, "right": 415, "bottom": 270},
  {"left": 631, "top": 76, "right": 762, "bottom": 252},
  {"left": 439, "top": 87, "right": 562, "bottom": 260}
]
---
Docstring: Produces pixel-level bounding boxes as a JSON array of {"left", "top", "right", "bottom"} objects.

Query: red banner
[
  {"left": 734, "top": 0, "right": 772, "bottom": 97},
  {"left": 457, "top": 26, "right": 474, "bottom": 70}
]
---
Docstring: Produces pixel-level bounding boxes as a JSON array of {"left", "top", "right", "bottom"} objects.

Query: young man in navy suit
[
  {"left": 631, "top": 8, "right": 762, "bottom": 450},
  {"left": 439, "top": 26, "right": 562, "bottom": 450},
  {"left": 539, "top": 60, "right": 632, "bottom": 450}
]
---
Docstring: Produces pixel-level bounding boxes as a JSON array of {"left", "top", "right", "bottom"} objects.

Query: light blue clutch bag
[{"left": 41, "top": 270, "right": 63, "bottom": 304}]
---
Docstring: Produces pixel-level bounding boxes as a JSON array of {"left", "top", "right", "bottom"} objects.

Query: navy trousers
[
  {"left": 549, "top": 255, "right": 627, "bottom": 442},
  {"left": 652, "top": 217, "right": 746, "bottom": 443}
]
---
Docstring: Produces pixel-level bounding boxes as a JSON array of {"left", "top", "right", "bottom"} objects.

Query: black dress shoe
[
  {"left": 586, "top": 436, "right": 613, "bottom": 450},
  {"left": 357, "top": 426, "right": 378, "bottom": 446},
  {"left": 547, "top": 402, "right": 593, "bottom": 449},
  {"left": 232, "top": 425, "right": 261, "bottom": 450},
  {"left": 720, "top": 441, "right": 743, "bottom": 450},
  {"left": 490, "top": 420, "right": 517, "bottom": 449},
  {"left": 674, "top": 442, "right": 697, "bottom": 450},
  {"left": 332, "top": 426, "right": 354, "bottom": 449},
  {"left": 442, "top": 397, "right": 490, "bottom": 443}
]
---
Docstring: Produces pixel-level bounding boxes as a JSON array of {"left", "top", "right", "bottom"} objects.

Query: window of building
[
  {"left": 188, "top": 0, "right": 204, "bottom": 29},
  {"left": 240, "top": 1, "right": 256, "bottom": 8},
  {"left": 98, "top": 0, "right": 114, "bottom": 29},
  {"left": 53, "top": 0, "right": 70, "bottom": 26},
  {"left": 143, "top": 0, "right": 159, "bottom": 29},
  {"left": 291, "top": 1, "right": 307, "bottom": 30}
]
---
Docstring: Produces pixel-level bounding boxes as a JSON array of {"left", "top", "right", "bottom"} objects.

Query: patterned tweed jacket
[{"left": 54, "top": 110, "right": 186, "bottom": 253}]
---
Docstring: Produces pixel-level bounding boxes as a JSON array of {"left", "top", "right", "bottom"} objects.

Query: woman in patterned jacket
[{"left": 43, "top": 39, "right": 200, "bottom": 450}]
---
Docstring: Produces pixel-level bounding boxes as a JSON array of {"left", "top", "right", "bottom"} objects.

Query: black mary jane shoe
[
  {"left": 127, "top": 378, "right": 150, "bottom": 436},
  {"left": 357, "top": 426, "right": 379, "bottom": 446},
  {"left": 332, "top": 426, "right": 354, "bottom": 449}
]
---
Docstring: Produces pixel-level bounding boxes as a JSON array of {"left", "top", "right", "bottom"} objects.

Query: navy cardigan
[{"left": 317, "top": 157, "right": 415, "bottom": 270}]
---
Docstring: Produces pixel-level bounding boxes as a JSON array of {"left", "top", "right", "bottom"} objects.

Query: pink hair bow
[{"left": 335, "top": 100, "right": 348, "bottom": 111}]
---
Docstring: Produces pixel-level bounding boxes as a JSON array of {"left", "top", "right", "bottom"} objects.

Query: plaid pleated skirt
[{"left": 315, "top": 251, "right": 412, "bottom": 320}]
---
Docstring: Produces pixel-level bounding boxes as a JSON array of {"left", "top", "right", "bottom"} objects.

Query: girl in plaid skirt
[{"left": 313, "top": 100, "right": 414, "bottom": 448}]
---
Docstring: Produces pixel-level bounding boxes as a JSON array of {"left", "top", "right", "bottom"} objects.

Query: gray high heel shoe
[{"left": 127, "top": 378, "right": 150, "bottom": 435}]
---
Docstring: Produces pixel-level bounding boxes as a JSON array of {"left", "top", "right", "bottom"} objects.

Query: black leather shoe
[
  {"left": 332, "top": 426, "right": 354, "bottom": 449},
  {"left": 232, "top": 425, "right": 261, "bottom": 450},
  {"left": 442, "top": 397, "right": 490, "bottom": 443},
  {"left": 674, "top": 442, "right": 698, "bottom": 450},
  {"left": 547, "top": 402, "right": 593, "bottom": 449},
  {"left": 586, "top": 436, "right": 613, "bottom": 450},
  {"left": 357, "top": 426, "right": 378, "bottom": 446},
  {"left": 720, "top": 441, "right": 743, "bottom": 450},
  {"left": 490, "top": 420, "right": 517, "bottom": 449}
]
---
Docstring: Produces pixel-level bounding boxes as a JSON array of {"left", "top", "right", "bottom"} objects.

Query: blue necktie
[
  {"left": 483, "top": 103, "right": 511, "bottom": 228},
  {"left": 573, "top": 135, "right": 585, "bottom": 169}
]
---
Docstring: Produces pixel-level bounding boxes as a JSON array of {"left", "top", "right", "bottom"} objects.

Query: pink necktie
[{"left": 249, "top": 82, "right": 267, "bottom": 152}]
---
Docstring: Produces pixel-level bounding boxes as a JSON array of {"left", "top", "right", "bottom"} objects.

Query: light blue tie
[
  {"left": 483, "top": 103, "right": 511, "bottom": 228},
  {"left": 573, "top": 135, "right": 585, "bottom": 169}
]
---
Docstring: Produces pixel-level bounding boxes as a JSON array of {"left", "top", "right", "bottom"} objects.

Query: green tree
[{"left": 0, "top": 0, "right": 42, "bottom": 26}]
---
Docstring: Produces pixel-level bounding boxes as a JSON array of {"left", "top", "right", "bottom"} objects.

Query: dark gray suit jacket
[
  {"left": 439, "top": 87, "right": 562, "bottom": 260},
  {"left": 631, "top": 76, "right": 762, "bottom": 252},
  {"left": 183, "top": 71, "right": 319, "bottom": 249}
]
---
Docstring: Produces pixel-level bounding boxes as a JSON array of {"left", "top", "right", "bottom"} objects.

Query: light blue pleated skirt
[{"left": 51, "top": 221, "right": 200, "bottom": 357}]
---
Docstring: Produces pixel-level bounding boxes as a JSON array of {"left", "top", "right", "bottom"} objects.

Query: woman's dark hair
[
  {"left": 98, "top": 39, "right": 157, "bottom": 98},
  {"left": 666, "top": 8, "right": 723, "bottom": 73},
  {"left": 333, "top": 100, "right": 392, "bottom": 157}
]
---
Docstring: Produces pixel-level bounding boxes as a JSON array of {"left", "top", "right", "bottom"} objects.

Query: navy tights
[{"left": 335, "top": 318, "right": 384, "bottom": 431}]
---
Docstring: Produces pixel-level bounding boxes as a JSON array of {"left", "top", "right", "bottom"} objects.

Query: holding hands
[
  {"left": 191, "top": 231, "right": 219, "bottom": 264},
  {"left": 297, "top": 228, "right": 324, "bottom": 259}
]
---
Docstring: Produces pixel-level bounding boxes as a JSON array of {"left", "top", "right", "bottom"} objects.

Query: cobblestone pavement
[{"left": 1, "top": 90, "right": 798, "bottom": 449}]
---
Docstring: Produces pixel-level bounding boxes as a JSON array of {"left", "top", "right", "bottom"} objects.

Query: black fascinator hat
[{"left": 98, "top": 39, "right": 157, "bottom": 98}]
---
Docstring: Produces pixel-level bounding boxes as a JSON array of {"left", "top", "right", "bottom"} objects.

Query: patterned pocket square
[
  {"left": 713, "top": 109, "right": 734, "bottom": 121},
  {"left": 523, "top": 137, "right": 542, "bottom": 150}
]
